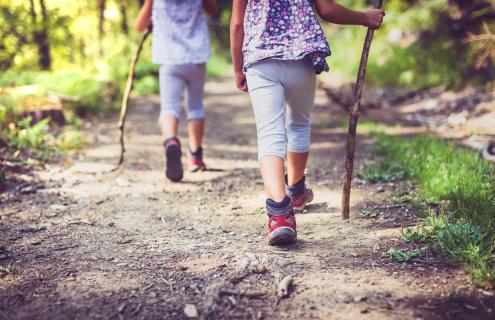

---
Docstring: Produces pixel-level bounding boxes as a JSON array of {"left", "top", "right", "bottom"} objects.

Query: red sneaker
[
  {"left": 289, "top": 182, "right": 314, "bottom": 212},
  {"left": 164, "top": 137, "right": 183, "bottom": 182},
  {"left": 189, "top": 147, "right": 207, "bottom": 172},
  {"left": 266, "top": 202, "right": 297, "bottom": 246}
]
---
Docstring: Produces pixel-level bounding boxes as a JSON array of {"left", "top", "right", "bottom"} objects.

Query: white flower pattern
[{"left": 243, "top": 0, "right": 331, "bottom": 74}]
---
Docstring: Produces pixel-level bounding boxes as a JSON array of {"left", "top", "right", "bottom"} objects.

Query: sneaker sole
[
  {"left": 268, "top": 227, "right": 297, "bottom": 246},
  {"left": 293, "top": 192, "right": 314, "bottom": 212},
  {"left": 166, "top": 145, "right": 183, "bottom": 182},
  {"left": 189, "top": 164, "right": 207, "bottom": 173}
]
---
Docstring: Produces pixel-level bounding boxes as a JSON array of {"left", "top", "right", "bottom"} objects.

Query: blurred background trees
[
  {"left": 323, "top": 0, "right": 495, "bottom": 88},
  {"left": 1, "top": 0, "right": 493, "bottom": 89}
]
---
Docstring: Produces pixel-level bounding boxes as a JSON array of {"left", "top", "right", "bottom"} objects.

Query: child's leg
[
  {"left": 187, "top": 120, "right": 204, "bottom": 153},
  {"left": 260, "top": 156, "right": 286, "bottom": 202},
  {"left": 287, "top": 152, "right": 309, "bottom": 185},
  {"left": 159, "top": 65, "right": 185, "bottom": 140},
  {"left": 183, "top": 63, "right": 207, "bottom": 172},
  {"left": 284, "top": 58, "right": 316, "bottom": 183},
  {"left": 284, "top": 58, "right": 316, "bottom": 210},
  {"left": 245, "top": 61, "right": 287, "bottom": 202},
  {"left": 184, "top": 64, "right": 206, "bottom": 153},
  {"left": 159, "top": 65, "right": 186, "bottom": 181},
  {"left": 246, "top": 60, "right": 297, "bottom": 245},
  {"left": 160, "top": 116, "right": 179, "bottom": 140}
]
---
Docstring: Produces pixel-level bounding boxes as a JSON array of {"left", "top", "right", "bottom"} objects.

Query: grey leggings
[
  {"left": 159, "top": 63, "right": 206, "bottom": 121},
  {"left": 245, "top": 58, "right": 316, "bottom": 160}
]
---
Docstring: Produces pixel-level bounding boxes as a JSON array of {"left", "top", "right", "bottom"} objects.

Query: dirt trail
[{"left": 1, "top": 78, "right": 493, "bottom": 320}]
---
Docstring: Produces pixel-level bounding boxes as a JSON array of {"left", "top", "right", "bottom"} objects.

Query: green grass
[
  {"left": 385, "top": 247, "right": 423, "bottom": 263},
  {"left": 1, "top": 113, "right": 85, "bottom": 160},
  {"left": 0, "top": 264, "right": 16, "bottom": 277},
  {"left": 323, "top": 0, "right": 493, "bottom": 89},
  {"left": 360, "top": 208, "right": 380, "bottom": 218},
  {"left": 0, "top": 68, "right": 122, "bottom": 117},
  {"left": 358, "top": 161, "right": 406, "bottom": 183},
  {"left": 361, "top": 133, "right": 495, "bottom": 287}
]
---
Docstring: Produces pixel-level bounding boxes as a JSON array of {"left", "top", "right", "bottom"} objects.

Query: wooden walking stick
[
  {"left": 117, "top": 28, "right": 151, "bottom": 166},
  {"left": 341, "top": 0, "right": 384, "bottom": 219}
]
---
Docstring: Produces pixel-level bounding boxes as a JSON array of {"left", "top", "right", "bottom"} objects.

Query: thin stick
[
  {"left": 117, "top": 28, "right": 151, "bottom": 167},
  {"left": 341, "top": 0, "right": 384, "bottom": 219}
]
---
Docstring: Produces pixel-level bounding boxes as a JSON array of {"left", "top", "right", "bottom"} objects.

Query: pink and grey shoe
[
  {"left": 287, "top": 175, "right": 314, "bottom": 212},
  {"left": 189, "top": 147, "right": 207, "bottom": 172},
  {"left": 266, "top": 197, "right": 297, "bottom": 246},
  {"left": 164, "top": 137, "right": 183, "bottom": 182}
]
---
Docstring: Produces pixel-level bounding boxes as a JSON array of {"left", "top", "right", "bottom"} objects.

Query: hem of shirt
[
  {"left": 152, "top": 56, "right": 211, "bottom": 66},
  {"left": 242, "top": 50, "right": 330, "bottom": 74}
]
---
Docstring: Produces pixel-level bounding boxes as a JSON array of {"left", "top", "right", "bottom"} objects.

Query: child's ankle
[
  {"left": 189, "top": 147, "right": 203, "bottom": 156},
  {"left": 266, "top": 195, "right": 291, "bottom": 211},
  {"left": 286, "top": 175, "right": 305, "bottom": 197}
]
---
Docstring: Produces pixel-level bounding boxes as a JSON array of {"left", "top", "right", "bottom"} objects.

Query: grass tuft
[
  {"left": 385, "top": 247, "right": 422, "bottom": 263},
  {"left": 362, "top": 133, "right": 495, "bottom": 286},
  {"left": 0, "top": 264, "right": 16, "bottom": 277},
  {"left": 360, "top": 208, "right": 380, "bottom": 218}
]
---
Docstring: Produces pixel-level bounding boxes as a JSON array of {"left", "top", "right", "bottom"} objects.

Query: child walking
[
  {"left": 230, "top": 0, "right": 384, "bottom": 245},
  {"left": 135, "top": 0, "right": 217, "bottom": 182}
]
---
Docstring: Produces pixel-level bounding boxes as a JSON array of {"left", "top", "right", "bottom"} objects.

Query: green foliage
[
  {"left": 361, "top": 208, "right": 380, "bottom": 218},
  {"left": 133, "top": 75, "right": 159, "bottom": 96},
  {"left": 1, "top": 111, "right": 85, "bottom": 160},
  {"left": 206, "top": 52, "right": 232, "bottom": 77},
  {"left": 437, "top": 222, "right": 482, "bottom": 257},
  {"left": 0, "top": 264, "right": 16, "bottom": 277},
  {"left": 6, "top": 117, "right": 53, "bottom": 159},
  {"left": 385, "top": 247, "right": 422, "bottom": 262},
  {"left": 324, "top": 0, "right": 495, "bottom": 88},
  {"left": 365, "top": 132, "right": 495, "bottom": 286},
  {"left": 393, "top": 192, "right": 425, "bottom": 210},
  {"left": 0, "top": 105, "right": 7, "bottom": 125},
  {"left": 371, "top": 134, "right": 495, "bottom": 223},
  {"left": 2, "top": 0, "right": 494, "bottom": 92},
  {"left": 403, "top": 227, "right": 429, "bottom": 243},
  {"left": 366, "top": 42, "right": 461, "bottom": 89},
  {"left": 0, "top": 68, "right": 122, "bottom": 117},
  {"left": 358, "top": 161, "right": 406, "bottom": 182},
  {"left": 20, "top": 224, "right": 47, "bottom": 233},
  {"left": 58, "top": 128, "right": 86, "bottom": 151}
]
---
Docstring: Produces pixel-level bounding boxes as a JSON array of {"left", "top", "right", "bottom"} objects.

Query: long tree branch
[
  {"left": 341, "top": 0, "right": 384, "bottom": 220},
  {"left": 117, "top": 28, "right": 151, "bottom": 167}
]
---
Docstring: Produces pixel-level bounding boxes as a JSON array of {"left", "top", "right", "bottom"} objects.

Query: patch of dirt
[{"left": 0, "top": 78, "right": 493, "bottom": 319}]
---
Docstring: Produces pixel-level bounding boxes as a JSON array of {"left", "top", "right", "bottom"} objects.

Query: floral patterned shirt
[
  {"left": 243, "top": 0, "right": 331, "bottom": 74},
  {"left": 152, "top": 0, "right": 211, "bottom": 65}
]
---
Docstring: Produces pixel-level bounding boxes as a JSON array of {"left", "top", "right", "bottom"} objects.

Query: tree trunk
[
  {"left": 120, "top": 5, "right": 129, "bottom": 35},
  {"left": 29, "top": 0, "right": 36, "bottom": 21},
  {"left": 98, "top": 0, "right": 106, "bottom": 56},
  {"left": 37, "top": 0, "right": 52, "bottom": 70}
]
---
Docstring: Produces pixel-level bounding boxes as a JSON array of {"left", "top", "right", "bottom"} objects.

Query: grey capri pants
[
  {"left": 245, "top": 57, "right": 316, "bottom": 161},
  {"left": 159, "top": 63, "right": 206, "bottom": 121}
]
